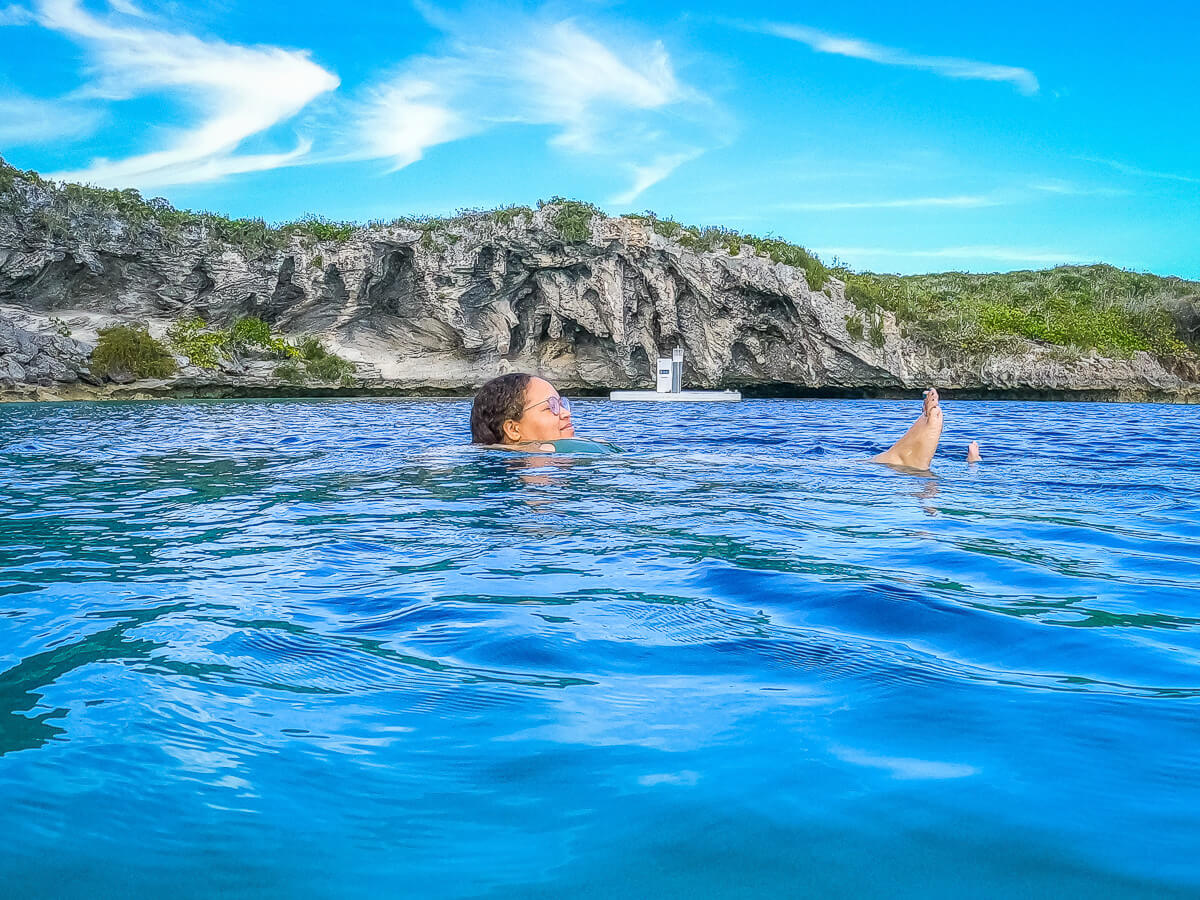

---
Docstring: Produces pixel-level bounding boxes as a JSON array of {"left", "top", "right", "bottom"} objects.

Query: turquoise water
[{"left": 2, "top": 397, "right": 1199, "bottom": 898}]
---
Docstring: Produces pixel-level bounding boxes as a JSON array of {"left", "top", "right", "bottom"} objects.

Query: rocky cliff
[{"left": 2, "top": 163, "right": 1198, "bottom": 402}]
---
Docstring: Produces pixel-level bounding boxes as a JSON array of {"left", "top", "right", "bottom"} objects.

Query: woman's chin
[{"left": 560, "top": 426, "right": 575, "bottom": 438}]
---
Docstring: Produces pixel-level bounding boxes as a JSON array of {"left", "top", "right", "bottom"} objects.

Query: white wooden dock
[{"left": 609, "top": 390, "right": 741, "bottom": 402}]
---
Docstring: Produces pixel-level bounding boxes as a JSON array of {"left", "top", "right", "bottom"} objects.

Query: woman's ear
[{"left": 502, "top": 418, "right": 521, "bottom": 443}]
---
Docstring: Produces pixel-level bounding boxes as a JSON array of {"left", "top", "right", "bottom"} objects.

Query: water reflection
[{"left": 0, "top": 604, "right": 184, "bottom": 755}]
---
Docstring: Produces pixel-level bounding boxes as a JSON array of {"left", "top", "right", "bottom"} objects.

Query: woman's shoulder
[
  {"left": 484, "top": 442, "right": 556, "bottom": 453},
  {"left": 547, "top": 438, "right": 621, "bottom": 454},
  {"left": 481, "top": 438, "right": 620, "bottom": 454}
]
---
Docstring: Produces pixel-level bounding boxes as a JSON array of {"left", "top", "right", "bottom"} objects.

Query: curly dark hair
[{"left": 470, "top": 373, "right": 532, "bottom": 444}]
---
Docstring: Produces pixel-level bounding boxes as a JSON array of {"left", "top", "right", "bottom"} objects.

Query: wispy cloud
[
  {"left": 355, "top": 78, "right": 471, "bottom": 169},
  {"left": 354, "top": 12, "right": 717, "bottom": 203},
  {"left": 782, "top": 194, "right": 1002, "bottom": 211},
  {"left": 37, "top": 0, "right": 338, "bottom": 188},
  {"left": 1030, "top": 179, "right": 1127, "bottom": 197},
  {"left": 0, "top": 92, "right": 103, "bottom": 144},
  {"left": 745, "top": 21, "right": 1038, "bottom": 94},
  {"left": 779, "top": 180, "right": 1129, "bottom": 213},
  {"left": 106, "top": 0, "right": 148, "bottom": 18},
  {"left": 524, "top": 22, "right": 685, "bottom": 153},
  {"left": 0, "top": 3, "right": 33, "bottom": 25},
  {"left": 1077, "top": 156, "right": 1200, "bottom": 184},
  {"left": 817, "top": 245, "right": 1092, "bottom": 266},
  {"left": 609, "top": 151, "right": 701, "bottom": 206}
]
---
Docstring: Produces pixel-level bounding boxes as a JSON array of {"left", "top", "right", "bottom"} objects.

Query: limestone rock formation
[
  {"left": 0, "top": 313, "right": 92, "bottom": 389},
  {"left": 1, "top": 169, "right": 1197, "bottom": 402}
]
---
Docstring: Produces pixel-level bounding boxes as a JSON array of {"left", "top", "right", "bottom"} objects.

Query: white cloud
[
  {"left": 37, "top": 0, "right": 338, "bottom": 188},
  {"left": 817, "top": 245, "right": 1092, "bottom": 266},
  {"left": 526, "top": 23, "right": 683, "bottom": 152},
  {"left": 351, "top": 78, "right": 469, "bottom": 169},
  {"left": 0, "top": 93, "right": 103, "bottom": 144},
  {"left": 106, "top": 0, "right": 148, "bottom": 18},
  {"left": 12, "top": 1, "right": 714, "bottom": 201},
  {"left": 62, "top": 140, "right": 317, "bottom": 187},
  {"left": 354, "top": 14, "right": 713, "bottom": 203},
  {"left": 1030, "top": 180, "right": 1127, "bottom": 197},
  {"left": 0, "top": 3, "right": 33, "bottom": 25},
  {"left": 609, "top": 151, "right": 701, "bottom": 206},
  {"left": 749, "top": 21, "right": 1038, "bottom": 94},
  {"left": 1076, "top": 156, "right": 1200, "bottom": 185},
  {"left": 783, "top": 194, "right": 1001, "bottom": 211}
]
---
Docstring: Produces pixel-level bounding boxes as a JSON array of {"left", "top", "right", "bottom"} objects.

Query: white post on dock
[
  {"left": 656, "top": 358, "right": 672, "bottom": 393},
  {"left": 610, "top": 345, "right": 741, "bottom": 402}
]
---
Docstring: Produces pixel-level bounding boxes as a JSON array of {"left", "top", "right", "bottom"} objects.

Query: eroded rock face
[
  {"left": 0, "top": 314, "right": 91, "bottom": 389},
  {"left": 1, "top": 179, "right": 1197, "bottom": 401}
]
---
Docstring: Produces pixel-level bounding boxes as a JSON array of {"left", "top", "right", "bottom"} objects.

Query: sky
[{"left": 1, "top": 0, "right": 1197, "bottom": 278}]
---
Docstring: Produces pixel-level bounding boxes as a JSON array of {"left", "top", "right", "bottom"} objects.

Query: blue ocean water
[{"left": 1, "top": 397, "right": 1198, "bottom": 899}]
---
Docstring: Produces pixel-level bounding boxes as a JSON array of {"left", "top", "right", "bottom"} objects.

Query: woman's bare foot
[
  {"left": 871, "top": 388, "right": 944, "bottom": 470},
  {"left": 967, "top": 440, "right": 982, "bottom": 463}
]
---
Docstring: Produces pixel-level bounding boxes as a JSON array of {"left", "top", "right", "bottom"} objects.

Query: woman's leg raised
[{"left": 871, "top": 388, "right": 944, "bottom": 470}]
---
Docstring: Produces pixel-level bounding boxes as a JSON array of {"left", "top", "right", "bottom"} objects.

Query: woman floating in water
[
  {"left": 470, "top": 373, "right": 575, "bottom": 451},
  {"left": 471, "top": 374, "right": 978, "bottom": 467}
]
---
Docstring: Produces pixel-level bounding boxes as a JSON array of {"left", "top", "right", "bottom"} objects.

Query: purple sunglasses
[{"left": 524, "top": 395, "right": 572, "bottom": 416}]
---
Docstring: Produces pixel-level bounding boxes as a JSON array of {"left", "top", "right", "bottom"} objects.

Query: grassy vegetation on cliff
[
  {"left": 0, "top": 157, "right": 357, "bottom": 253},
  {"left": 837, "top": 265, "right": 1198, "bottom": 357},
  {"left": 273, "top": 337, "right": 355, "bottom": 385},
  {"left": 91, "top": 326, "right": 177, "bottom": 379},
  {"left": 166, "top": 315, "right": 354, "bottom": 383},
  {"left": 621, "top": 212, "right": 831, "bottom": 290},
  {"left": 537, "top": 197, "right": 601, "bottom": 242}
]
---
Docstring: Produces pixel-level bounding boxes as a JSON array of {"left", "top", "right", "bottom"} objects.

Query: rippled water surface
[{"left": 2, "top": 397, "right": 1199, "bottom": 898}]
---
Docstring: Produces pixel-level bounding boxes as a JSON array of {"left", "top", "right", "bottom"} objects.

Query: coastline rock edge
[{"left": 2, "top": 172, "right": 1198, "bottom": 403}]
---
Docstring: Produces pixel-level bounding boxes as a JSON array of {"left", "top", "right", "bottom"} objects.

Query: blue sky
[{"left": 1, "top": 0, "right": 1197, "bottom": 278}]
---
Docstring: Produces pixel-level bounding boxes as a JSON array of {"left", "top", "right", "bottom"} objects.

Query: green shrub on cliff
[
  {"left": 167, "top": 315, "right": 301, "bottom": 370},
  {"left": 489, "top": 205, "right": 533, "bottom": 226},
  {"left": 273, "top": 362, "right": 306, "bottom": 384},
  {"left": 293, "top": 336, "right": 355, "bottom": 383},
  {"left": 166, "top": 317, "right": 228, "bottom": 369},
  {"left": 638, "top": 214, "right": 682, "bottom": 239},
  {"left": 868, "top": 318, "right": 886, "bottom": 349},
  {"left": 91, "top": 326, "right": 177, "bottom": 379},
  {"left": 743, "top": 236, "right": 830, "bottom": 290},
  {"left": 230, "top": 316, "right": 296, "bottom": 357},
  {"left": 541, "top": 198, "right": 600, "bottom": 242},
  {"left": 229, "top": 316, "right": 272, "bottom": 347},
  {"left": 281, "top": 215, "right": 356, "bottom": 242}
]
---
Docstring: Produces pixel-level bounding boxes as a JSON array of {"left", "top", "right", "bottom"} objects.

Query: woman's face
[{"left": 503, "top": 377, "right": 575, "bottom": 443}]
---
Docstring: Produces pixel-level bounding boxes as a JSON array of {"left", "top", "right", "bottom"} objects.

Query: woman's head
[{"left": 470, "top": 374, "right": 575, "bottom": 445}]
